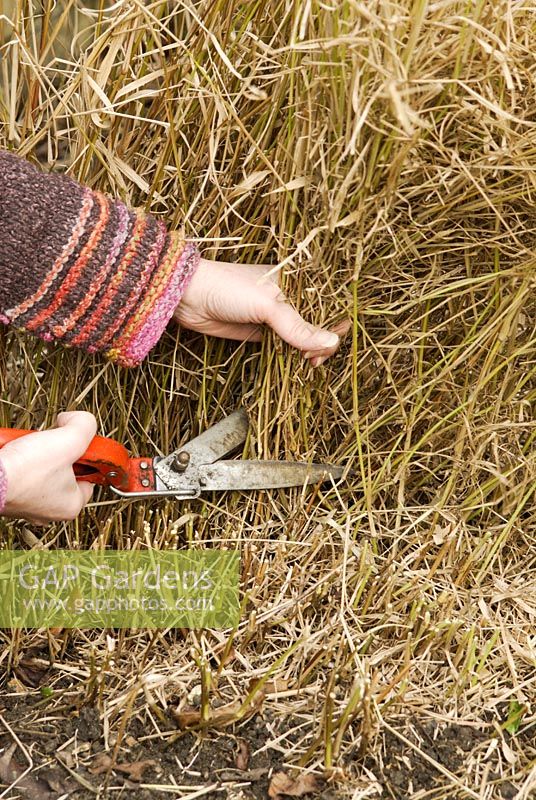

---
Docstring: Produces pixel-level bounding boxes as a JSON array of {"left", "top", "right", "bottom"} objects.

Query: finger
[
  {"left": 330, "top": 318, "right": 352, "bottom": 338},
  {"left": 264, "top": 300, "right": 339, "bottom": 354},
  {"left": 56, "top": 411, "right": 98, "bottom": 461},
  {"left": 303, "top": 319, "right": 352, "bottom": 360}
]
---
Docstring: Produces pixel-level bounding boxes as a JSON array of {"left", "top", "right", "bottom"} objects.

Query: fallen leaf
[
  {"left": 38, "top": 765, "right": 77, "bottom": 795},
  {"left": 89, "top": 752, "right": 157, "bottom": 781},
  {"left": 172, "top": 706, "right": 203, "bottom": 728},
  {"left": 0, "top": 742, "right": 56, "bottom": 799},
  {"left": 14, "top": 658, "right": 51, "bottom": 688},
  {"left": 88, "top": 752, "right": 112, "bottom": 775},
  {"left": 235, "top": 738, "right": 250, "bottom": 770},
  {"left": 7, "top": 677, "right": 26, "bottom": 693},
  {"left": 171, "top": 682, "right": 267, "bottom": 731},
  {"left": 268, "top": 771, "right": 322, "bottom": 799},
  {"left": 117, "top": 759, "right": 158, "bottom": 781},
  {"left": 172, "top": 700, "right": 242, "bottom": 729}
]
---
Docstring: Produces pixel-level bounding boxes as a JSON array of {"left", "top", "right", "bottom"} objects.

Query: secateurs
[{"left": 0, "top": 409, "right": 344, "bottom": 499}]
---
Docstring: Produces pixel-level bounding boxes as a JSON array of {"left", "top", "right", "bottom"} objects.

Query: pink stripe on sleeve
[
  {"left": 112, "top": 243, "right": 200, "bottom": 366},
  {"left": 0, "top": 459, "right": 7, "bottom": 513}
]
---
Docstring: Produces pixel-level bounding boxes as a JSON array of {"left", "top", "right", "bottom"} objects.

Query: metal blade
[
  {"left": 197, "top": 460, "right": 345, "bottom": 491},
  {"left": 172, "top": 408, "right": 249, "bottom": 466}
]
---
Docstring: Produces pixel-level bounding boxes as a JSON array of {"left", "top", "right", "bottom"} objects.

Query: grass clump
[{"left": 0, "top": 1, "right": 535, "bottom": 797}]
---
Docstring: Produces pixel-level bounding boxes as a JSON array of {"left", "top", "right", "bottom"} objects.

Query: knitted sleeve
[{"left": 0, "top": 149, "right": 200, "bottom": 367}]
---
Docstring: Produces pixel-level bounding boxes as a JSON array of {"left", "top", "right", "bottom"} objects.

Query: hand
[
  {"left": 174, "top": 257, "right": 350, "bottom": 366},
  {"left": 0, "top": 411, "right": 97, "bottom": 524}
]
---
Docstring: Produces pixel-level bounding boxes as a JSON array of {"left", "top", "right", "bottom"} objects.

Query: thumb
[
  {"left": 265, "top": 301, "right": 339, "bottom": 353},
  {"left": 56, "top": 411, "right": 98, "bottom": 461},
  {"left": 77, "top": 480, "right": 95, "bottom": 505}
]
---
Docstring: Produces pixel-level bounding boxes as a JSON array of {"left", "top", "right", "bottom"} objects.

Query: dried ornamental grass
[{"left": 0, "top": 0, "right": 535, "bottom": 796}]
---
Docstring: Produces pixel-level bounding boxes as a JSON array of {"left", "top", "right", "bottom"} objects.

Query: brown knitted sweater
[{"left": 0, "top": 148, "right": 200, "bottom": 367}]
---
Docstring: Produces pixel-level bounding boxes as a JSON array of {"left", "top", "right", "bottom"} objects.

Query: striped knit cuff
[
  {"left": 106, "top": 238, "right": 201, "bottom": 367},
  {"left": 0, "top": 459, "right": 7, "bottom": 514},
  {"left": 0, "top": 149, "right": 201, "bottom": 367}
]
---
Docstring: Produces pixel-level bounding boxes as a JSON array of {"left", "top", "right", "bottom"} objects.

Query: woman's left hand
[{"left": 174, "top": 257, "right": 349, "bottom": 366}]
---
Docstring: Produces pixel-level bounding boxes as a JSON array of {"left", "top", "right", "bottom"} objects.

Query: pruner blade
[
  {"left": 172, "top": 409, "right": 249, "bottom": 466},
  {"left": 149, "top": 410, "right": 346, "bottom": 497},
  {"left": 0, "top": 408, "right": 345, "bottom": 500},
  {"left": 197, "top": 460, "right": 345, "bottom": 492}
]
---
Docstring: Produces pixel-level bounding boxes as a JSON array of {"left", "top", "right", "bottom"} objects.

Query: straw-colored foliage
[{"left": 0, "top": 1, "right": 535, "bottom": 796}]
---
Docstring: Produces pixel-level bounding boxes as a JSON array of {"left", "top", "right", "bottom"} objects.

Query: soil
[
  {"left": 0, "top": 692, "right": 524, "bottom": 799},
  {"left": 362, "top": 721, "right": 519, "bottom": 799}
]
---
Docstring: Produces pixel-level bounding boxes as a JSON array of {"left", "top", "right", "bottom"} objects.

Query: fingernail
[{"left": 318, "top": 331, "right": 339, "bottom": 348}]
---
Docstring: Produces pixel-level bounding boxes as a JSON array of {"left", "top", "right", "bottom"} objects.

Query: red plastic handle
[{"left": 0, "top": 428, "right": 154, "bottom": 493}]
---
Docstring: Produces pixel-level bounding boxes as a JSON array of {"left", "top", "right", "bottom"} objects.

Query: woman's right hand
[{"left": 0, "top": 411, "right": 97, "bottom": 524}]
